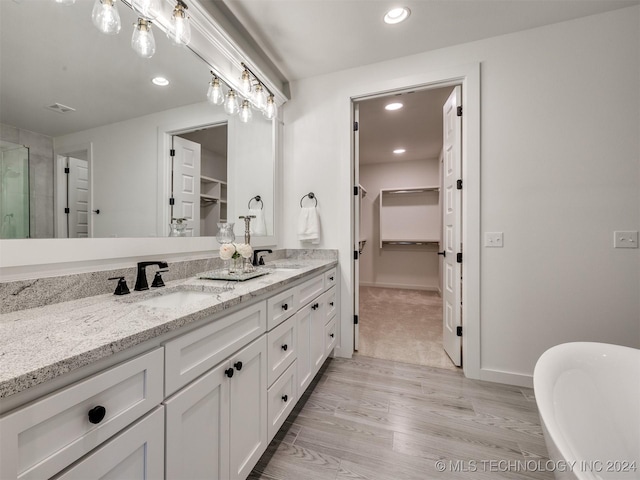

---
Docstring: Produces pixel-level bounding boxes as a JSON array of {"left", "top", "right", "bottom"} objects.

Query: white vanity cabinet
[
  {"left": 163, "top": 311, "right": 268, "bottom": 480},
  {"left": 0, "top": 348, "right": 164, "bottom": 480}
]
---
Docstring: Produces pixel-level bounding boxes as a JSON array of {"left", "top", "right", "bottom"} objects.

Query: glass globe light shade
[
  {"left": 131, "top": 19, "right": 156, "bottom": 59},
  {"left": 167, "top": 1, "right": 191, "bottom": 46},
  {"left": 241, "top": 69, "right": 252, "bottom": 96},
  {"left": 92, "top": 0, "right": 121, "bottom": 35},
  {"left": 252, "top": 84, "right": 267, "bottom": 110},
  {"left": 207, "top": 77, "right": 225, "bottom": 106},
  {"left": 239, "top": 100, "right": 252, "bottom": 123},
  {"left": 131, "top": 0, "right": 162, "bottom": 20},
  {"left": 224, "top": 90, "right": 240, "bottom": 115},
  {"left": 264, "top": 95, "right": 277, "bottom": 120}
]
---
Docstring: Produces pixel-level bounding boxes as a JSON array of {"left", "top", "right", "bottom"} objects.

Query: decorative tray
[{"left": 197, "top": 268, "right": 271, "bottom": 282}]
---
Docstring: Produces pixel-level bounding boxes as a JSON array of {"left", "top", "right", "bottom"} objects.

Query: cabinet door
[
  {"left": 310, "top": 292, "right": 327, "bottom": 376},
  {"left": 228, "top": 336, "right": 268, "bottom": 480},
  {"left": 54, "top": 407, "right": 164, "bottom": 480},
  {"left": 267, "top": 315, "right": 297, "bottom": 386},
  {"left": 295, "top": 304, "right": 313, "bottom": 393},
  {"left": 164, "top": 363, "right": 230, "bottom": 480}
]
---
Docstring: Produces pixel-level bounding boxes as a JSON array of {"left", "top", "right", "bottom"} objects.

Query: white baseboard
[
  {"left": 359, "top": 281, "right": 440, "bottom": 292},
  {"left": 479, "top": 368, "right": 534, "bottom": 388}
]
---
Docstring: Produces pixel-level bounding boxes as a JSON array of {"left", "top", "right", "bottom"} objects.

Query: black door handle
[{"left": 437, "top": 251, "right": 446, "bottom": 257}]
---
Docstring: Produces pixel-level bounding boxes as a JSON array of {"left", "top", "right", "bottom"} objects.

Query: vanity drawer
[
  {"left": 267, "top": 315, "right": 297, "bottom": 386},
  {"left": 267, "top": 362, "right": 297, "bottom": 441},
  {"left": 325, "top": 286, "right": 337, "bottom": 323},
  {"left": 0, "top": 348, "right": 163, "bottom": 480},
  {"left": 324, "top": 268, "right": 337, "bottom": 290},
  {"left": 298, "top": 273, "right": 325, "bottom": 307},
  {"left": 164, "top": 301, "right": 266, "bottom": 396},
  {"left": 325, "top": 316, "right": 338, "bottom": 356},
  {"left": 267, "top": 286, "right": 298, "bottom": 330}
]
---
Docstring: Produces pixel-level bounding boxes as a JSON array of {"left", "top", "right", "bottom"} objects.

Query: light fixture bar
[{"left": 240, "top": 62, "right": 274, "bottom": 99}]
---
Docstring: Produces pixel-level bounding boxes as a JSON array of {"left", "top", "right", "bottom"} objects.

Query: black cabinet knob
[
  {"left": 234, "top": 361, "right": 243, "bottom": 371},
  {"left": 311, "top": 303, "right": 319, "bottom": 310},
  {"left": 329, "top": 302, "right": 334, "bottom": 306},
  {"left": 88, "top": 405, "right": 106, "bottom": 424},
  {"left": 225, "top": 368, "right": 234, "bottom": 378},
  {"left": 330, "top": 333, "right": 335, "bottom": 338},
  {"left": 282, "top": 395, "right": 288, "bottom": 402},
  {"left": 281, "top": 344, "right": 288, "bottom": 351},
  {"left": 282, "top": 303, "right": 288, "bottom": 311},
  {"left": 329, "top": 276, "right": 334, "bottom": 281}
]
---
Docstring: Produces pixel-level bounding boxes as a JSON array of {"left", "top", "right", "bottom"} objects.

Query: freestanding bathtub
[{"left": 534, "top": 342, "right": 640, "bottom": 480}]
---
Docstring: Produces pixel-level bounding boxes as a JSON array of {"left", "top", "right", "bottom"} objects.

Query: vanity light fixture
[
  {"left": 131, "top": 18, "right": 156, "bottom": 58},
  {"left": 167, "top": 0, "right": 191, "bottom": 46},
  {"left": 239, "top": 100, "right": 253, "bottom": 123},
  {"left": 241, "top": 69, "right": 252, "bottom": 95},
  {"left": 385, "top": 102, "right": 403, "bottom": 111},
  {"left": 92, "top": 0, "right": 122, "bottom": 35},
  {"left": 152, "top": 76, "right": 169, "bottom": 86},
  {"left": 393, "top": 148, "right": 406, "bottom": 154},
  {"left": 224, "top": 89, "right": 240, "bottom": 115},
  {"left": 264, "top": 95, "right": 277, "bottom": 120},
  {"left": 131, "top": 0, "right": 161, "bottom": 20},
  {"left": 207, "top": 73, "right": 225, "bottom": 106},
  {"left": 384, "top": 6, "right": 410, "bottom": 24},
  {"left": 252, "top": 83, "right": 267, "bottom": 110}
]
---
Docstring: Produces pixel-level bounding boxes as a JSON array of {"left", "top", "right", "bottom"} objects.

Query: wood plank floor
[{"left": 250, "top": 355, "right": 553, "bottom": 480}]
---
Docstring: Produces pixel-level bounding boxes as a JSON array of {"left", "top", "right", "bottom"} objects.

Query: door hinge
[
  {"left": 354, "top": 250, "right": 359, "bottom": 260},
  {"left": 456, "top": 253, "right": 462, "bottom": 263},
  {"left": 456, "top": 326, "right": 462, "bottom": 336},
  {"left": 456, "top": 106, "right": 463, "bottom": 117},
  {"left": 354, "top": 315, "right": 359, "bottom": 325},
  {"left": 456, "top": 179, "right": 462, "bottom": 190},
  {"left": 64, "top": 207, "right": 70, "bottom": 214},
  {"left": 354, "top": 186, "right": 359, "bottom": 196},
  {"left": 353, "top": 121, "right": 359, "bottom": 132},
  {"left": 169, "top": 197, "right": 175, "bottom": 206},
  {"left": 64, "top": 167, "right": 70, "bottom": 174},
  {"left": 169, "top": 149, "right": 175, "bottom": 157}
]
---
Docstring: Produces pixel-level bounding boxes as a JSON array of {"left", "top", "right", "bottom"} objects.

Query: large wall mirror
[{"left": 0, "top": 0, "right": 280, "bottom": 273}]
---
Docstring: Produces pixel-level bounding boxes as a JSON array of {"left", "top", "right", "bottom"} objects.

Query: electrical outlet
[
  {"left": 484, "top": 232, "right": 503, "bottom": 248},
  {"left": 614, "top": 231, "right": 638, "bottom": 249}
]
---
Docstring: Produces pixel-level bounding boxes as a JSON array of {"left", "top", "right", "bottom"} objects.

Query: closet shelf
[
  {"left": 381, "top": 239, "right": 440, "bottom": 246},
  {"left": 200, "top": 175, "right": 227, "bottom": 185},
  {"left": 382, "top": 186, "right": 439, "bottom": 194}
]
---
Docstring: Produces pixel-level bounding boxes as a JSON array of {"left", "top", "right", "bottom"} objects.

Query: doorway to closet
[{"left": 353, "top": 85, "right": 461, "bottom": 370}]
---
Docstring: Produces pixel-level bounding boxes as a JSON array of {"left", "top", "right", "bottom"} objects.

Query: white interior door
[
  {"left": 172, "top": 136, "right": 201, "bottom": 236},
  {"left": 353, "top": 103, "right": 360, "bottom": 351},
  {"left": 66, "top": 156, "right": 90, "bottom": 238},
  {"left": 442, "top": 86, "right": 462, "bottom": 366}
]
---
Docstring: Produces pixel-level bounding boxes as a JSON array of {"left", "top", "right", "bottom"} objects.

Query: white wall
[
  {"left": 359, "top": 159, "right": 440, "bottom": 290},
  {"left": 282, "top": 6, "right": 640, "bottom": 383}
]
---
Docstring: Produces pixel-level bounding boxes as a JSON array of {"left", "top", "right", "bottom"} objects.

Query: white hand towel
[
  {"left": 248, "top": 208, "right": 267, "bottom": 236},
  {"left": 298, "top": 207, "right": 320, "bottom": 244}
]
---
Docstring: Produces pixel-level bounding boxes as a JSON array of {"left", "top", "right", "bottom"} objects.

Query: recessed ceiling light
[
  {"left": 393, "top": 148, "right": 406, "bottom": 154},
  {"left": 152, "top": 76, "right": 169, "bottom": 86},
  {"left": 385, "top": 102, "right": 403, "bottom": 111},
  {"left": 384, "top": 7, "right": 410, "bottom": 25}
]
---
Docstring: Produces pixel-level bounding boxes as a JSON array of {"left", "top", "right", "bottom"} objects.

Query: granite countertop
[{"left": 0, "top": 259, "right": 337, "bottom": 399}]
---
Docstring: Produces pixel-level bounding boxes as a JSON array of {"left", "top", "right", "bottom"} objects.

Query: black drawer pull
[
  {"left": 225, "top": 368, "right": 234, "bottom": 378},
  {"left": 234, "top": 361, "right": 243, "bottom": 371},
  {"left": 329, "top": 276, "right": 334, "bottom": 281},
  {"left": 281, "top": 344, "right": 288, "bottom": 351},
  {"left": 88, "top": 405, "right": 106, "bottom": 424},
  {"left": 330, "top": 333, "right": 335, "bottom": 338},
  {"left": 282, "top": 394, "right": 288, "bottom": 402},
  {"left": 311, "top": 303, "right": 319, "bottom": 310},
  {"left": 329, "top": 302, "right": 334, "bottom": 306},
  {"left": 282, "top": 303, "right": 288, "bottom": 311}
]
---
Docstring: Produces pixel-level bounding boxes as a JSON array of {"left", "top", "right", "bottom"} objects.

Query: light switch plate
[
  {"left": 484, "top": 232, "right": 503, "bottom": 247},
  {"left": 614, "top": 231, "right": 638, "bottom": 249}
]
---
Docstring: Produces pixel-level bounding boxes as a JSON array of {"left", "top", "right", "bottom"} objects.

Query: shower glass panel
[{"left": 0, "top": 141, "right": 30, "bottom": 238}]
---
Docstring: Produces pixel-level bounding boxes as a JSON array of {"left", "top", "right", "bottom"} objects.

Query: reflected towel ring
[
  {"left": 300, "top": 192, "right": 318, "bottom": 208},
  {"left": 248, "top": 195, "right": 263, "bottom": 210}
]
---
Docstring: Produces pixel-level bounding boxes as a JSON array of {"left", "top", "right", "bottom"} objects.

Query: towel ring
[
  {"left": 300, "top": 192, "right": 317, "bottom": 208},
  {"left": 248, "top": 195, "right": 263, "bottom": 210}
]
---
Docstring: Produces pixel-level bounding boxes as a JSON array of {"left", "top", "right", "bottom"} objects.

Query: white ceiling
[
  {"left": 216, "top": 0, "right": 639, "bottom": 82},
  {"left": 213, "top": 0, "right": 638, "bottom": 168}
]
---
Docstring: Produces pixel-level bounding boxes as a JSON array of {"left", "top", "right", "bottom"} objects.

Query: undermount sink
[{"left": 125, "top": 286, "right": 227, "bottom": 309}]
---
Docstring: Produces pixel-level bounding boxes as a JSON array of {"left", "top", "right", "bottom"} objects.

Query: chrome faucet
[{"left": 134, "top": 261, "right": 169, "bottom": 291}]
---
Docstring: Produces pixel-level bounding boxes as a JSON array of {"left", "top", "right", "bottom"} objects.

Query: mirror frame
[{"left": 0, "top": 0, "right": 285, "bottom": 279}]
